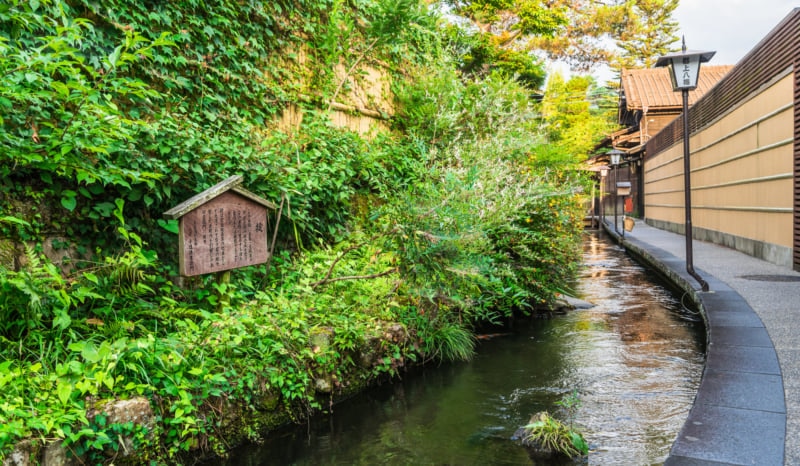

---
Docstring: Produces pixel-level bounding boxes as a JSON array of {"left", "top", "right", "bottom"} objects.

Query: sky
[
  {"left": 582, "top": 1, "right": 797, "bottom": 83},
  {"left": 673, "top": 0, "right": 798, "bottom": 66}
]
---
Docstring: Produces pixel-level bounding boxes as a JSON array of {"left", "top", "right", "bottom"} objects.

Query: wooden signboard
[{"left": 164, "top": 176, "right": 276, "bottom": 276}]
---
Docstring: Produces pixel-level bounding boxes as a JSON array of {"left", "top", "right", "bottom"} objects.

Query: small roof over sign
[{"left": 163, "top": 175, "right": 277, "bottom": 220}]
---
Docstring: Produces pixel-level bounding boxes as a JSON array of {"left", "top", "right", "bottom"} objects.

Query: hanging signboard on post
[{"left": 163, "top": 175, "right": 277, "bottom": 277}]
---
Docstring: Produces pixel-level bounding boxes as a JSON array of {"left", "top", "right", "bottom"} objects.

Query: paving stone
[
  {"left": 705, "top": 344, "right": 781, "bottom": 375},
  {"left": 695, "top": 368, "right": 784, "bottom": 413},
  {"left": 670, "top": 404, "right": 784, "bottom": 465},
  {"left": 708, "top": 325, "right": 773, "bottom": 347}
]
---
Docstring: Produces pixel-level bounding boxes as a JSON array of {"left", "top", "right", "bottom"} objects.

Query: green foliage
[
  {"left": 555, "top": 389, "right": 582, "bottom": 427},
  {"left": 66, "top": 414, "right": 148, "bottom": 463},
  {"left": 256, "top": 119, "right": 379, "bottom": 241},
  {"left": 0, "top": 221, "right": 426, "bottom": 460},
  {"left": 0, "top": 201, "right": 156, "bottom": 344},
  {"left": 445, "top": 0, "right": 568, "bottom": 38},
  {"left": 391, "top": 69, "right": 585, "bottom": 321},
  {"left": 442, "top": 24, "right": 547, "bottom": 89},
  {"left": 429, "top": 321, "right": 476, "bottom": 362},
  {"left": 614, "top": 0, "right": 681, "bottom": 68},
  {"left": 523, "top": 411, "right": 589, "bottom": 458},
  {"left": 486, "top": 182, "right": 585, "bottom": 306},
  {"left": 540, "top": 72, "right": 617, "bottom": 160},
  {"left": 0, "top": 1, "right": 170, "bottom": 190},
  {"left": 446, "top": 0, "right": 681, "bottom": 73},
  {"left": 521, "top": 390, "right": 589, "bottom": 457}
]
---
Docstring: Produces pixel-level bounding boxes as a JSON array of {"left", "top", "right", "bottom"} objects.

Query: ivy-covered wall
[{"left": 1, "top": 0, "right": 433, "bottom": 262}]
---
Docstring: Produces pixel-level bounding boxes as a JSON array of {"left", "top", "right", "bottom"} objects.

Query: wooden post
[{"left": 216, "top": 270, "right": 231, "bottom": 312}]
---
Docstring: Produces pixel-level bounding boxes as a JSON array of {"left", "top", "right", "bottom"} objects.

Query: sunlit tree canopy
[{"left": 442, "top": 0, "right": 681, "bottom": 75}]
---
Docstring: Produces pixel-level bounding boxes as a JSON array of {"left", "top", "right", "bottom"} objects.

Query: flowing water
[{"left": 223, "top": 232, "right": 705, "bottom": 465}]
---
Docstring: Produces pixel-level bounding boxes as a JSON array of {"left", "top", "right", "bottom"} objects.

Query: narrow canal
[{"left": 224, "top": 231, "right": 705, "bottom": 465}]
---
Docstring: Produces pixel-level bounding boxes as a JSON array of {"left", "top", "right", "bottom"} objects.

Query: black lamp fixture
[{"left": 655, "top": 37, "right": 713, "bottom": 292}]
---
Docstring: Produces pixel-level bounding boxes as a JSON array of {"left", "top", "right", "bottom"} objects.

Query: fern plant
[{"left": 0, "top": 244, "right": 74, "bottom": 338}]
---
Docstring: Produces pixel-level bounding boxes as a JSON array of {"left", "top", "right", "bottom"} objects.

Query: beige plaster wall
[{"left": 644, "top": 71, "right": 794, "bottom": 264}]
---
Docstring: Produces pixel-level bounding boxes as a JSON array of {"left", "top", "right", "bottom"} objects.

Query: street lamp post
[
  {"left": 655, "top": 37, "right": 713, "bottom": 292},
  {"left": 609, "top": 150, "right": 622, "bottom": 236},
  {"left": 600, "top": 168, "right": 608, "bottom": 227}
]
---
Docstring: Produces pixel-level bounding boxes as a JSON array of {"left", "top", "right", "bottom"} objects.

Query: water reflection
[{"left": 221, "top": 232, "right": 704, "bottom": 465}]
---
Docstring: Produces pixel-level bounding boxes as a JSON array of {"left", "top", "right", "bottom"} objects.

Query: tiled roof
[{"left": 620, "top": 65, "right": 734, "bottom": 110}]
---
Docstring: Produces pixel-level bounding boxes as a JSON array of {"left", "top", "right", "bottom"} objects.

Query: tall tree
[
  {"left": 444, "top": 0, "right": 570, "bottom": 41},
  {"left": 528, "top": 0, "right": 623, "bottom": 72},
  {"left": 614, "top": 0, "right": 680, "bottom": 69},
  {"left": 538, "top": 72, "right": 617, "bottom": 161},
  {"left": 440, "top": 0, "right": 568, "bottom": 89},
  {"left": 442, "top": 0, "right": 681, "bottom": 75}
]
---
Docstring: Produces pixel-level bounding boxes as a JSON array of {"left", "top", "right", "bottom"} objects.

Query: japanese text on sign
[{"left": 178, "top": 191, "right": 269, "bottom": 276}]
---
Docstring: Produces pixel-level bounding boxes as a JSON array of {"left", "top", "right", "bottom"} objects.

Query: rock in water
[{"left": 560, "top": 295, "right": 596, "bottom": 310}]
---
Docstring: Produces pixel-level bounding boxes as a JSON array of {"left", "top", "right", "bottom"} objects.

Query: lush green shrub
[{"left": 390, "top": 70, "right": 586, "bottom": 324}]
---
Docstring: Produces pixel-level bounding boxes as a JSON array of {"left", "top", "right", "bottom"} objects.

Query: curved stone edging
[{"left": 603, "top": 223, "right": 787, "bottom": 465}]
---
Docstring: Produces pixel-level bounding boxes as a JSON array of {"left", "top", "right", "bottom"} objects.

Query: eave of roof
[{"left": 620, "top": 65, "right": 734, "bottom": 110}]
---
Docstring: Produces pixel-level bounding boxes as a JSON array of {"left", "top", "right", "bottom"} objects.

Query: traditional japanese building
[
  {"left": 644, "top": 9, "right": 800, "bottom": 269},
  {"left": 594, "top": 65, "right": 732, "bottom": 220},
  {"left": 616, "top": 65, "right": 733, "bottom": 154}
]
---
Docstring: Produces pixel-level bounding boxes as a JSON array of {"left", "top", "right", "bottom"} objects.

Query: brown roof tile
[{"left": 620, "top": 65, "right": 734, "bottom": 110}]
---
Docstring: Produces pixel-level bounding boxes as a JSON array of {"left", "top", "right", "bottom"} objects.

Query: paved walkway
[{"left": 602, "top": 218, "right": 800, "bottom": 465}]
